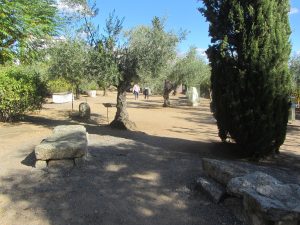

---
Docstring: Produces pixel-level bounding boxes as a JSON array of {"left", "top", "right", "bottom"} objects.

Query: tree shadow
[
  {"left": 2, "top": 99, "right": 300, "bottom": 224},
  {"left": 1, "top": 131, "right": 244, "bottom": 225}
]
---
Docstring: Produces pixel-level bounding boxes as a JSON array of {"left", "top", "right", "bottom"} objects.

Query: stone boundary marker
[
  {"left": 196, "top": 158, "right": 300, "bottom": 225},
  {"left": 35, "top": 125, "right": 88, "bottom": 169}
]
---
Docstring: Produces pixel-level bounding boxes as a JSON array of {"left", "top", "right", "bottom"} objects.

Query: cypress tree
[{"left": 200, "top": 0, "right": 291, "bottom": 158}]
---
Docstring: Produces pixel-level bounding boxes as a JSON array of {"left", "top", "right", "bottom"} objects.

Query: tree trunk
[
  {"left": 75, "top": 84, "right": 80, "bottom": 99},
  {"left": 110, "top": 82, "right": 136, "bottom": 130},
  {"left": 103, "top": 87, "right": 107, "bottom": 96},
  {"left": 163, "top": 80, "right": 173, "bottom": 107}
]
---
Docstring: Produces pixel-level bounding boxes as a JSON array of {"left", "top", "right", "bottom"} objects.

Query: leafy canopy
[{"left": 0, "top": 0, "right": 59, "bottom": 64}]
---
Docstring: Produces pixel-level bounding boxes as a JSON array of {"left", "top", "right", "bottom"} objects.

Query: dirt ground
[{"left": 0, "top": 91, "right": 299, "bottom": 225}]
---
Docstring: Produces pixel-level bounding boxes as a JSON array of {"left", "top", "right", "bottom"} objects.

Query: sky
[{"left": 62, "top": 0, "right": 300, "bottom": 56}]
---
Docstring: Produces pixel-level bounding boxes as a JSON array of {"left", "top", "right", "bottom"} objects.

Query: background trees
[
  {"left": 48, "top": 39, "right": 88, "bottom": 99},
  {"left": 85, "top": 11, "right": 123, "bottom": 96},
  {"left": 167, "top": 47, "right": 211, "bottom": 97},
  {"left": 200, "top": 0, "right": 291, "bottom": 158},
  {"left": 290, "top": 55, "right": 300, "bottom": 105},
  {"left": 110, "top": 17, "right": 183, "bottom": 129}
]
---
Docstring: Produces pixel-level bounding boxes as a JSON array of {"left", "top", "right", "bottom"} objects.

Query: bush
[
  {"left": 0, "top": 66, "right": 47, "bottom": 122},
  {"left": 47, "top": 78, "right": 73, "bottom": 93}
]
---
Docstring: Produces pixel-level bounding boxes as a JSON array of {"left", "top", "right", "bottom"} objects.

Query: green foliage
[
  {"left": 85, "top": 12, "right": 122, "bottom": 90},
  {"left": 168, "top": 47, "right": 211, "bottom": 93},
  {"left": 123, "top": 17, "right": 184, "bottom": 94},
  {"left": 80, "top": 80, "right": 98, "bottom": 90},
  {"left": 127, "top": 17, "right": 183, "bottom": 82},
  {"left": 0, "top": 66, "right": 47, "bottom": 122},
  {"left": 48, "top": 39, "right": 88, "bottom": 97},
  {"left": 47, "top": 78, "right": 73, "bottom": 93},
  {"left": 200, "top": 0, "right": 291, "bottom": 158},
  {"left": 290, "top": 55, "right": 300, "bottom": 102},
  {"left": 0, "top": 0, "right": 59, "bottom": 64}
]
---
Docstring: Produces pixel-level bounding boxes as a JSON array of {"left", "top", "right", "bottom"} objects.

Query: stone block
[
  {"left": 35, "top": 160, "right": 47, "bottom": 169},
  {"left": 35, "top": 125, "right": 87, "bottom": 160},
  {"left": 202, "top": 158, "right": 250, "bottom": 185},
  {"left": 195, "top": 176, "right": 226, "bottom": 203},
  {"left": 227, "top": 172, "right": 300, "bottom": 224},
  {"left": 79, "top": 102, "right": 91, "bottom": 119},
  {"left": 48, "top": 159, "right": 74, "bottom": 168}
]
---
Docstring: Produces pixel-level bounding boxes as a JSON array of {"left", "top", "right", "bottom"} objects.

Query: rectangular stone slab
[{"left": 35, "top": 125, "right": 88, "bottom": 160}]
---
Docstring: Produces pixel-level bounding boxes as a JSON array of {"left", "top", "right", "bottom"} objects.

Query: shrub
[
  {"left": 47, "top": 78, "right": 73, "bottom": 94},
  {"left": 0, "top": 66, "right": 47, "bottom": 122}
]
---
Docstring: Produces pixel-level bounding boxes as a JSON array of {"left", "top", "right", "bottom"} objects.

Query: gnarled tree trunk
[
  {"left": 163, "top": 80, "right": 174, "bottom": 107},
  {"left": 110, "top": 81, "right": 136, "bottom": 130}
]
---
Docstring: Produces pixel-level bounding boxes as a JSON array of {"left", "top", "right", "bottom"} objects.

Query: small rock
[
  {"left": 195, "top": 176, "right": 226, "bottom": 203},
  {"left": 79, "top": 102, "right": 90, "bottom": 119},
  {"left": 35, "top": 160, "right": 47, "bottom": 169},
  {"left": 48, "top": 159, "right": 74, "bottom": 168}
]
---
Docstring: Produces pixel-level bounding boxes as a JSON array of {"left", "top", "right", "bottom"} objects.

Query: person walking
[
  {"left": 133, "top": 83, "right": 140, "bottom": 100},
  {"left": 143, "top": 87, "right": 150, "bottom": 99}
]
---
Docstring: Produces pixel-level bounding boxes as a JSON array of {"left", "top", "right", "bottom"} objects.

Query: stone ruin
[
  {"left": 35, "top": 125, "right": 88, "bottom": 169},
  {"left": 79, "top": 102, "right": 90, "bottom": 119},
  {"left": 196, "top": 158, "right": 300, "bottom": 225}
]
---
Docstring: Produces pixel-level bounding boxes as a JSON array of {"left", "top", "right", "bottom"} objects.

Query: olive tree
[{"left": 110, "top": 17, "right": 183, "bottom": 129}]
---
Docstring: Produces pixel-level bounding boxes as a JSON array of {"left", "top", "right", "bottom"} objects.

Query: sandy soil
[{"left": 0, "top": 91, "right": 299, "bottom": 225}]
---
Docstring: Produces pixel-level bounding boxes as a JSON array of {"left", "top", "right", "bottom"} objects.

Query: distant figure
[
  {"left": 133, "top": 83, "right": 140, "bottom": 100},
  {"left": 143, "top": 87, "right": 150, "bottom": 99}
]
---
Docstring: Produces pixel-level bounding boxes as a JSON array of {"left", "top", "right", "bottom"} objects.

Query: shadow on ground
[
  {"left": 1, "top": 99, "right": 299, "bottom": 225},
  {"left": 1, "top": 126, "right": 244, "bottom": 225}
]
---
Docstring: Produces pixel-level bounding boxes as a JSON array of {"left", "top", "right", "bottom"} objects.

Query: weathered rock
[
  {"left": 48, "top": 159, "right": 74, "bottom": 168},
  {"left": 79, "top": 102, "right": 91, "bottom": 119},
  {"left": 35, "top": 160, "right": 47, "bottom": 169},
  {"left": 227, "top": 172, "right": 300, "bottom": 224},
  {"left": 53, "top": 125, "right": 86, "bottom": 134},
  {"left": 202, "top": 158, "right": 252, "bottom": 185},
  {"left": 195, "top": 176, "right": 226, "bottom": 203},
  {"left": 35, "top": 125, "right": 88, "bottom": 160},
  {"left": 187, "top": 87, "right": 200, "bottom": 106}
]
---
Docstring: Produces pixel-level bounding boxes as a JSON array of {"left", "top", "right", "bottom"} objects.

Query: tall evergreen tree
[{"left": 200, "top": 0, "right": 291, "bottom": 158}]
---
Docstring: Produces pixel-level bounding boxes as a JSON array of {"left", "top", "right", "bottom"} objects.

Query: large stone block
[
  {"left": 202, "top": 158, "right": 251, "bottom": 185},
  {"left": 35, "top": 125, "right": 88, "bottom": 160},
  {"left": 227, "top": 172, "right": 300, "bottom": 224}
]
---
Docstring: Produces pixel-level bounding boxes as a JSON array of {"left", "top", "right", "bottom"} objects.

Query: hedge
[{"left": 0, "top": 66, "right": 47, "bottom": 122}]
